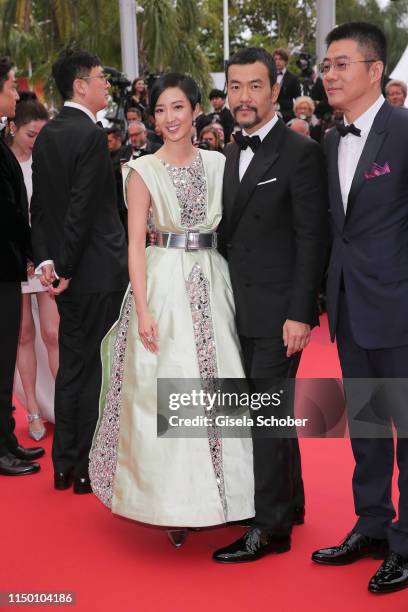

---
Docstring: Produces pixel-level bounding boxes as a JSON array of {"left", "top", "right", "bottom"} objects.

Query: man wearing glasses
[
  {"left": 30, "top": 49, "right": 128, "bottom": 495},
  {"left": 312, "top": 22, "right": 408, "bottom": 595}
]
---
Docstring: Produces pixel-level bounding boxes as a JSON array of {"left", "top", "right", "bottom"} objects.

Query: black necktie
[
  {"left": 234, "top": 131, "right": 262, "bottom": 152},
  {"left": 336, "top": 122, "right": 361, "bottom": 138},
  {"left": 96, "top": 120, "right": 104, "bottom": 128}
]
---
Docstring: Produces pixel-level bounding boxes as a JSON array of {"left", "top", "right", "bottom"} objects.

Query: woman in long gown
[{"left": 89, "top": 74, "right": 254, "bottom": 547}]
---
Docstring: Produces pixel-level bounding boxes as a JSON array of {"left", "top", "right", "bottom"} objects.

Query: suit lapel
[
  {"left": 223, "top": 142, "right": 240, "bottom": 223},
  {"left": 327, "top": 129, "right": 345, "bottom": 231},
  {"left": 346, "top": 101, "right": 391, "bottom": 219},
  {"left": 229, "top": 119, "right": 284, "bottom": 239}
]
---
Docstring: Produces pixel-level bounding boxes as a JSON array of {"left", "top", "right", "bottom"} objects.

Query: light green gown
[{"left": 89, "top": 149, "right": 254, "bottom": 527}]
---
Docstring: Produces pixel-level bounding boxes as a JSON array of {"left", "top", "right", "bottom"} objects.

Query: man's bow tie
[
  {"left": 234, "top": 131, "right": 262, "bottom": 152},
  {"left": 96, "top": 120, "right": 104, "bottom": 128},
  {"left": 336, "top": 122, "right": 361, "bottom": 138}
]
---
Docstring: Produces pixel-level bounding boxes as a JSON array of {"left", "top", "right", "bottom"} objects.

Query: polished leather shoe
[
  {"left": 54, "top": 472, "right": 74, "bottom": 490},
  {"left": 10, "top": 444, "right": 45, "bottom": 461},
  {"left": 369, "top": 552, "right": 408, "bottom": 594},
  {"left": 293, "top": 506, "right": 305, "bottom": 525},
  {"left": 0, "top": 453, "right": 40, "bottom": 476},
  {"left": 73, "top": 477, "right": 92, "bottom": 494},
  {"left": 213, "top": 528, "right": 291, "bottom": 563},
  {"left": 312, "top": 532, "right": 388, "bottom": 565}
]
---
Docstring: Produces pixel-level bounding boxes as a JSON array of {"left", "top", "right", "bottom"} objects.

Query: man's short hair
[
  {"left": 209, "top": 88, "right": 226, "bottom": 100},
  {"left": 105, "top": 126, "right": 122, "bottom": 138},
  {"left": 325, "top": 22, "right": 387, "bottom": 70},
  {"left": 126, "top": 106, "right": 142, "bottom": 119},
  {"left": 226, "top": 47, "right": 277, "bottom": 88},
  {"left": 128, "top": 121, "right": 146, "bottom": 131},
  {"left": 273, "top": 48, "right": 289, "bottom": 63},
  {"left": 0, "top": 56, "right": 13, "bottom": 93},
  {"left": 385, "top": 79, "right": 407, "bottom": 97},
  {"left": 52, "top": 48, "right": 101, "bottom": 100}
]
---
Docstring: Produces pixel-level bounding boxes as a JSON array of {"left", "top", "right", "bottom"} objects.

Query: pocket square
[
  {"left": 257, "top": 178, "right": 277, "bottom": 186},
  {"left": 364, "top": 162, "right": 391, "bottom": 180}
]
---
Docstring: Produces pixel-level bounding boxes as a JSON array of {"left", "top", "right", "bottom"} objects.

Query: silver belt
[{"left": 155, "top": 230, "right": 217, "bottom": 251}]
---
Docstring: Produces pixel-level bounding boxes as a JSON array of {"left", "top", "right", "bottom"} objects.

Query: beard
[{"left": 233, "top": 105, "right": 262, "bottom": 130}]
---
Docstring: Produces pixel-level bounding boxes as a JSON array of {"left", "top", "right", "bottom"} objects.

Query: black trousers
[
  {"left": 240, "top": 335, "right": 304, "bottom": 536},
  {"left": 0, "top": 282, "right": 21, "bottom": 455},
  {"left": 53, "top": 290, "right": 124, "bottom": 478},
  {"left": 337, "top": 290, "right": 408, "bottom": 557}
]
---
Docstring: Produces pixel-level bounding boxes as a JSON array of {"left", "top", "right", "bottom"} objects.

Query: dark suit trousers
[
  {"left": 337, "top": 290, "right": 408, "bottom": 557},
  {"left": 0, "top": 282, "right": 21, "bottom": 454},
  {"left": 240, "top": 335, "right": 304, "bottom": 535},
  {"left": 53, "top": 290, "right": 124, "bottom": 478}
]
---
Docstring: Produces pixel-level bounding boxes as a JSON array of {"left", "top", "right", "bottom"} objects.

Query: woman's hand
[
  {"left": 27, "top": 261, "right": 35, "bottom": 278},
  {"left": 138, "top": 311, "right": 159, "bottom": 353}
]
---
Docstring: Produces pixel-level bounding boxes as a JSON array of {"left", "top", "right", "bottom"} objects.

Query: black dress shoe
[
  {"left": 312, "top": 532, "right": 388, "bottom": 566},
  {"left": 0, "top": 453, "right": 40, "bottom": 476},
  {"left": 73, "top": 477, "right": 92, "bottom": 494},
  {"left": 369, "top": 552, "right": 408, "bottom": 594},
  {"left": 293, "top": 506, "right": 305, "bottom": 525},
  {"left": 54, "top": 472, "right": 74, "bottom": 490},
  {"left": 213, "top": 528, "right": 291, "bottom": 563},
  {"left": 10, "top": 444, "right": 45, "bottom": 461}
]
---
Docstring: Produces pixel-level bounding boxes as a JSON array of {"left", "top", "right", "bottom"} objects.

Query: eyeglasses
[
  {"left": 318, "top": 59, "right": 379, "bottom": 75},
  {"left": 79, "top": 73, "right": 110, "bottom": 83}
]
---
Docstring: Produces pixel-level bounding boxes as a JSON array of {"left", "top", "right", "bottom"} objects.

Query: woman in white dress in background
[
  {"left": 89, "top": 74, "right": 254, "bottom": 548},
  {"left": 9, "top": 98, "right": 59, "bottom": 440}
]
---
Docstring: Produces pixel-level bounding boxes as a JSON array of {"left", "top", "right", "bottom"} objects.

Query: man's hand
[
  {"left": 283, "top": 319, "right": 311, "bottom": 357},
  {"left": 40, "top": 263, "right": 56, "bottom": 287},
  {"left": 48, "top": 277, "right": 70, "bottom": 296}
]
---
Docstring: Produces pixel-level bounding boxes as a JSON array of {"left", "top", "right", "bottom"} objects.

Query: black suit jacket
[
  {"left": 277, "top": 71, "right": 301, "bottom": 121},
  {"left": 31, "top": 106, "right": 128, "bottom": 294},
  {"left": 326, "top": 101, "right": 408, "bottom": 349},
  {"left": 219, "top": 119, "right": 328, "bottom": 337},
  {"left": 0, "top": 135, "right": 31, "bottom": 282}
]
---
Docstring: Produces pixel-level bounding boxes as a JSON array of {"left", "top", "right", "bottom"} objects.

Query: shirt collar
[
  {"left": 345, "top": 95, "right": 385, "bottom": 137},
  {"left": 64, "top": 101, "right": 96, "bottom": 123},
  {"left": 243, "top": 114, "right": 279, "bottom": 142}
]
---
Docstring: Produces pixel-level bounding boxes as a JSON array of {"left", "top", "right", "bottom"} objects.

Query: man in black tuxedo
[
  {"left": 207, "top": 89, "right": 235, "bottom": 144},
  {"left": 127, "top": 121, "right": 161, "bottom": 159},
  {"left": 0, "top": 57, "right": 45, "bottom": 475},
  {"left": 274, "top": 48, "right": 301, "bottom": 123},
  {"left": 30, "top": 49, "right": 128, "bottom": 494},
  {"left": 213, "top": 47, "right": 328, "bottom": 563},
  {"left": 312, "top": 22, "right": 408, "bottom": 595}
]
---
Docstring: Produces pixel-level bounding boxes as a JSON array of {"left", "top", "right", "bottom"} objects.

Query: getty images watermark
[
  {"left": 166, "top": 388, "right": 308, "bottom": 429},
  {"left": 157, "top": 378, "right": 408, "bottom": 438}
]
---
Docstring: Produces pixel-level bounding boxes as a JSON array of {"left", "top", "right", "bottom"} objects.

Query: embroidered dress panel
[
  {"left": 161, "top": 154, "right": 207, "bottom": 228},
  {"left": 89, "top": 291, "right": 133, "bottom": 507}
]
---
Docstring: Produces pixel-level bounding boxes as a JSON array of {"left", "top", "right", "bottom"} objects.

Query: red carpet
[{"left": 2, "top": 316, "right": 406, "bottom": 611}]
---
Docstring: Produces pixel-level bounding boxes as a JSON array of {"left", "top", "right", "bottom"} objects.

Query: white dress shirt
[
  {"left": 276, "top": 67, "right": 286, "bottom": 86},
  {"left": 35, "top": 102, "right": 96, "bottom": 278},
  {"left": 239, "top": 114, "right": 279, "bottom": 181},
  {"left": 338, "top": 95, "right": 385, "bottom": 211}
]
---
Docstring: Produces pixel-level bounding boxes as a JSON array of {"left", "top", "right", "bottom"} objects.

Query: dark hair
[
  {"left": 209, "top": 88, "right": 226, "bottom": 100},
  {"left": 52, "top": 48, "right": 101, "bottom": 100},
  {"left": 0, "top": 56, "right": 13, "bottom": 92},
  {"left": 326, "top": 22, "right": 387, "bottom": 69},
  {"left": 126, "top": 106, "right": 142, "bottom": 119},
  {"left": 105, "top": 126, "right": 122, "bottom": 138},
  {"left": 273, "top": 48, "right": 289, "bottom": 63},
  {"left": 149, "top": 73, "right": 201, "bottom": 115},
  {"left": 13, "top": 99, "right": 49, "bottom": 129},
  {"left": 226, "top": 47, "right": 277, "bottom": 88},
  {"left": 17, "top": 90, "right": 37, "bottom": 102}
]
